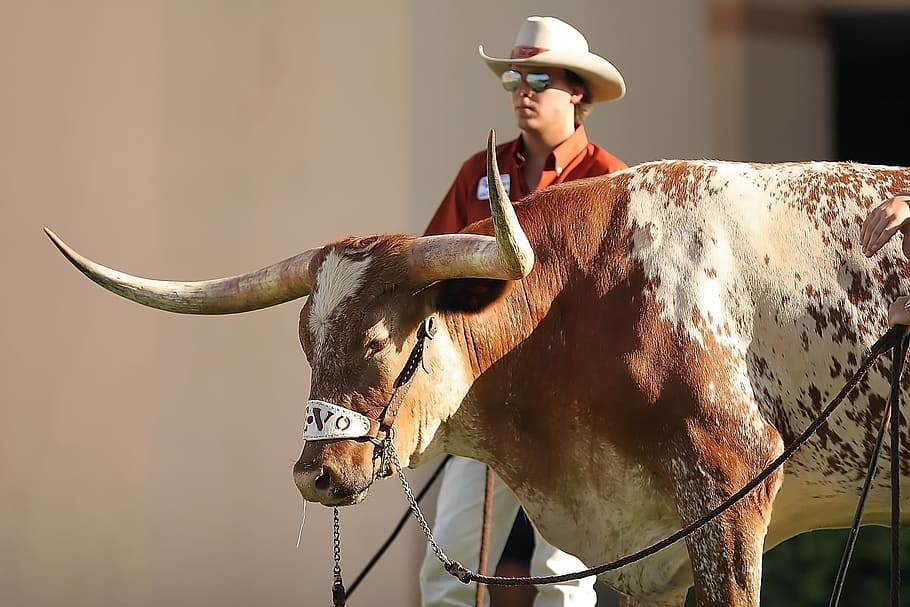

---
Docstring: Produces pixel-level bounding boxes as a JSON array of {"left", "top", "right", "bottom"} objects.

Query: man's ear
[{"left": 431, "top": 278, "right": 512, "bottom": 314}]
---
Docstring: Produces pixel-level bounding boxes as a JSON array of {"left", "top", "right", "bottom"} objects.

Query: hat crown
[{"left": 513, "top": 16, "right": 589, "bottom": 54}]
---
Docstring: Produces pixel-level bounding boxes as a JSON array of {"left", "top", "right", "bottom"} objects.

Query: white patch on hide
[
  {"left": 406, "top": 320, "right": 473, "bottom": 466},
  {"left": 309, "top": 250, "right": 371, "bottom": 351}
]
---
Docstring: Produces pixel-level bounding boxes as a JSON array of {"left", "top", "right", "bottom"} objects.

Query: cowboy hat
[{"left": 479, "top": 16, "right": 626, "bottom": 103}]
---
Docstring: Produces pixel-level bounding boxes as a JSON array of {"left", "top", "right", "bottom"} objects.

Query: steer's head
[{"left": 46, "top": 131, "right": 534, "bottom": 507}]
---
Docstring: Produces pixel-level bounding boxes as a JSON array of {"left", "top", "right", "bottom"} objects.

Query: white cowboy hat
[{"left": 479, "top": 16, "right": 626, "bottom": 103}]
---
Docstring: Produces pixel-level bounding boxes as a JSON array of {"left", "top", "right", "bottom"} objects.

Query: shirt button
[{"left": 556, "top": 166, "right": 563, "bottom": 175}]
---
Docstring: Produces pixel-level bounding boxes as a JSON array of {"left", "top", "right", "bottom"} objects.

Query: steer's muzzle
[{"left": 294, "top": 441, "right": 375, "bottom": 506}]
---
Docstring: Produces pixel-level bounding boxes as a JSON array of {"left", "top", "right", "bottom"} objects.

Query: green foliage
[
  {"left": 761, "top": 528, "right": 910, "bottom": 606},
  {"left": 683, "top": 527, "right": 910, "bottom": 606}
]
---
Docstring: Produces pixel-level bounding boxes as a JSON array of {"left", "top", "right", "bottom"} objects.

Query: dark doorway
[{"left": 827, "top": 12, "right": 910, "bottom": 166}]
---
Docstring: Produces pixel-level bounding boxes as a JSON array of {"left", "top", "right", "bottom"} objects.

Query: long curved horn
[
  {"left": 45, "top": 228, "right": 318, "bottom": 314},
  {"left": 410, "top": 129, "right": 535, "bottom": 281}
]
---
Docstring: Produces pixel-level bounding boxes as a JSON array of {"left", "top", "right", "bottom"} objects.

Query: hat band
[{"left": 511, "top": 46, "right": 547, "bottom": 59}]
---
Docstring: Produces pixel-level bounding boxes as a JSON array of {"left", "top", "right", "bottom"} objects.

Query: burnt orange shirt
[{"left": 424, "top": 125, "right": 627, "bottom": 235}]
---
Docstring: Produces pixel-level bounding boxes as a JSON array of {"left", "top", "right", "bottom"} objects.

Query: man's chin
[{"left": 515, "top": 116, "right": 540, "bottom": 133}]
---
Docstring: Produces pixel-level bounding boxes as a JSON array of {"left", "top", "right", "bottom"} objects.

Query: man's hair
[{"left": 566, "top": 70, "right": 592, "bottom": 124}]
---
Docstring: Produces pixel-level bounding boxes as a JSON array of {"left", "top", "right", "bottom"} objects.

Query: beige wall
[
  {"left": 2, "top": 1, "right": 866, "bottom": 606},
  {"left": 710, "top": 0, "right": 834, "bottom": 162},
  {"left": 2, "top": 3, "right": 419, "bottom": 607}
]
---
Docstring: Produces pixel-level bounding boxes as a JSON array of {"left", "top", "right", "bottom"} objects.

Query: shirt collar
[
  {"left": 552, "top": 124, "right": 590, "bottom": 173},
  {"left": 513, "top": 124, "right": 591, "bottom": 174}
]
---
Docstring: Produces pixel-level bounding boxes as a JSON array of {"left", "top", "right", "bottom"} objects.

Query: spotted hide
[{"left": 48, "top": 156, "right": 910, "bottom": 607}]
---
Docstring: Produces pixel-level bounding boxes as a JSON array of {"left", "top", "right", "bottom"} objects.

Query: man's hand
[
  {"left": 888, "top": 296, "right": 910, "bottom": 326},
  {"left": 860, "top": 195, "right": 910, "bottom": 257}
]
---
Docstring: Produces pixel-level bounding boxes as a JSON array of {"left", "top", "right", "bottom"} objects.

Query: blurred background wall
[{"left": 2, "top": 1, "right": 908, "bottom": 606}]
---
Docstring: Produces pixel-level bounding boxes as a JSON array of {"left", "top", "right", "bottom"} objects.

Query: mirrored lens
[
  {"left": 525, "top": 72, "right": 550, "bottom": 92},
  {"left": 501, "top": 70, "right": 521, "bottom": 92},
  {"left": 500, "top": 70, "right": 551, "bottom": 93}
]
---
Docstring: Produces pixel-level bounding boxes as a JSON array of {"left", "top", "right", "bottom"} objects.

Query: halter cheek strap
[{"left": 301, "top": 316, "right": 438, "bottom": 477}]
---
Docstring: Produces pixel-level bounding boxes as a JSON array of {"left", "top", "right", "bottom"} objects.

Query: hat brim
[{"left": 478, "top": 45, "right": 626, "bottom": 103}]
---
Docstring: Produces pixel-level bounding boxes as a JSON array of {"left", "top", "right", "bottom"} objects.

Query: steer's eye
[{"left": 365, "top": 337, "right": 390, "bottom": 359}]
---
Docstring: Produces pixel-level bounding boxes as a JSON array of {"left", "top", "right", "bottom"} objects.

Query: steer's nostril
[{"left": 315, "top": 470, "right": 332, "bottom": 493}]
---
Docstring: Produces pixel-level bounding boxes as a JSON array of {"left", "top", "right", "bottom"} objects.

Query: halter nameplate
[{"left": 303, "top": 400, "right": 372, "bottom": 441}]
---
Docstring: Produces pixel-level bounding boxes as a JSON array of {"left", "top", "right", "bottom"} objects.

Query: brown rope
[{"left": 474, "top": 466, "right": 495, "bottom": 607}]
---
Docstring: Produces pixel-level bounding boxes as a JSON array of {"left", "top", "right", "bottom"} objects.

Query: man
[
  {"left": 861, "top": 192, "right": 910, "bottom": 325},
  {"left": 420, "top": 16, "right": 628, "bottom": 607}
]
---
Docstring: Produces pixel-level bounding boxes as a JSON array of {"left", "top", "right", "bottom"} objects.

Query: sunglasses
[{"left": 501, "top": 69, "right": 551, "bottom": 93}]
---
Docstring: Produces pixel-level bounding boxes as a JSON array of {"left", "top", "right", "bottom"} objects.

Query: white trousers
[{"left": 419, "top": 456, "right": 597, "bottom": 606}]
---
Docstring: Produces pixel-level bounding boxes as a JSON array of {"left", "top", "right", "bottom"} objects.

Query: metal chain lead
[
  {"left": 388, "top": 439, "right": 456, "bottom": 569},
  {"left": 332, "top": 508, "right": 346, "bottom": 606},
  {"left": 333, "top": 508, "right": 342, "bottom": 581}
]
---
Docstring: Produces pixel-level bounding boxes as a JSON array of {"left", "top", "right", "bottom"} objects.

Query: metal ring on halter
[{"left": 369, "top": 428, "right": 397, "bottom": 479}]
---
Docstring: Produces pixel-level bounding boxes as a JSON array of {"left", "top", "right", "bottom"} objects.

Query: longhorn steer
[{"left": 48, "top": 133, "right": 910, "bottom": 606}]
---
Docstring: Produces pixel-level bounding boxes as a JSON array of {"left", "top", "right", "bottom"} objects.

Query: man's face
[{"left": 504, "top": 66, "right": 583, "bottom": 133}]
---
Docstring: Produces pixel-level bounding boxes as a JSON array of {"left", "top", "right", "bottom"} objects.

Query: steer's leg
[{"left": 666, "top": 419, "right": 784, "bottom": 607}]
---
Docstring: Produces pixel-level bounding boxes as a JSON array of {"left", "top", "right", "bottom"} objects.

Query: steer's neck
[
  {"left": 436, "top": 178, "right": 638, "bottom": 485},
  {"left": 443, "top": 278, "right": 584, "bottom": 475},
  {"left": 442, "top": 261, "right": 646, "bottom": 498}
]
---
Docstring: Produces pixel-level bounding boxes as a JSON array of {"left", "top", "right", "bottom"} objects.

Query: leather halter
[{"left": 302, "top": 316, "right": 437, "bottom": 478}]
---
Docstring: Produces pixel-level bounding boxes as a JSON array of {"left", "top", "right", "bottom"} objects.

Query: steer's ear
[{"left": 432, "top": 278, "right": 512, "bottom": 314}]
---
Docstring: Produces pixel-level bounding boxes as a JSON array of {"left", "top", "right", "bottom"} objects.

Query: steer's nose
[{"left": 293, "top": 460, "right": 337, "bottom": 504}]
